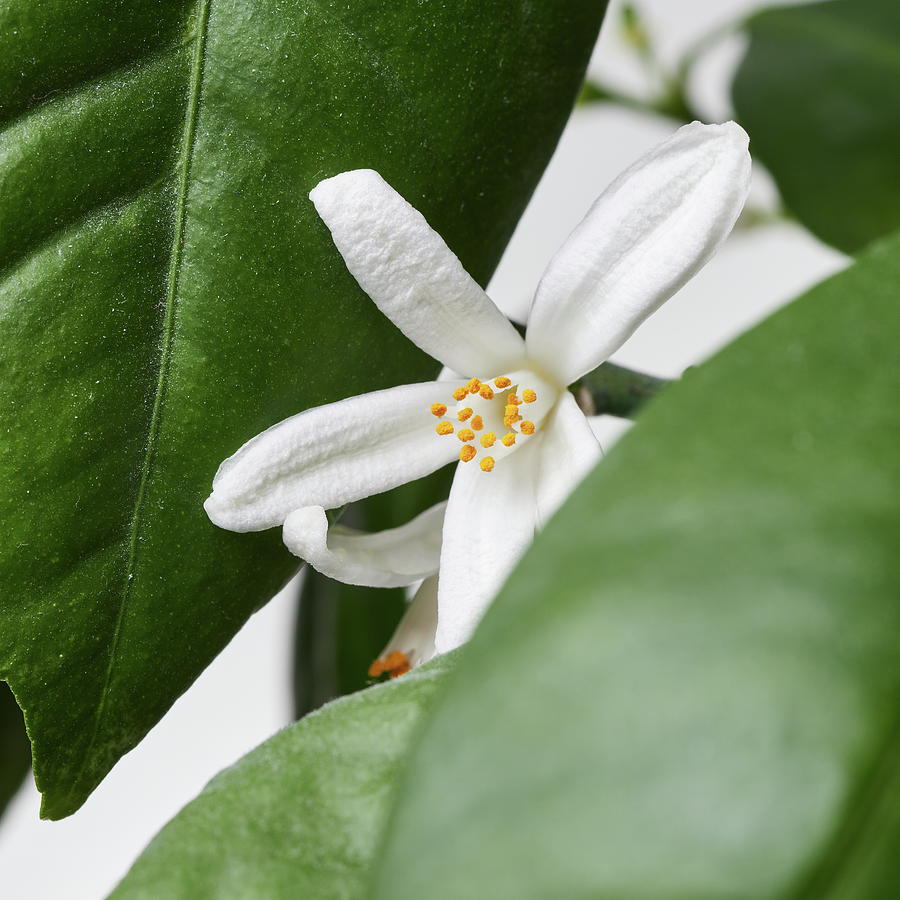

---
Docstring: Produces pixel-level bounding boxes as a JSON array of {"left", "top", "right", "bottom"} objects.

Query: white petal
[
  {"left": 381, "top": 575, "right": 439, "bottom": 668},
  {"left": 434, "top": 440, "right": 540, "bottom": 653},
  {"left": 534, "top": 392, "right": 601, "bottom": 528},
  {"left": 311, "top": 170, "right": 525, "bottom": 376},
  {"left": 525, "top": 122, "right": 751, "bottom": 385},
  {"left": 282, "top": 502, "right": 445, "bottom": 588},
  {"left": 205, "top": 381, "right": 462, "bottom": 532}
]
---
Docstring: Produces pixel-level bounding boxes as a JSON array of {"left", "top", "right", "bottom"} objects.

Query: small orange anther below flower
[
  {"left": 480, "top": 456, "right": 495, "bottom": 472},
  {"left": 457, "top": 407, "right": 473, "bottom": 421},
  {"left": 452, "top": 387, "right": 469, "bottom": 402},
  {"left": 520, "top": 420, "right": 536, "bottom": 435},
  {"left": 459, "top": 445, "right": 477, "bottom": 462},
  {"left": 467, "top": 378, "right": 482, "bottom": 395},
  {"left": 522, "top": 389, "right": 537, "bottom": 403},
  {"left": 479, "top": 385, "right": 494, "bottom": 400},
  {"left": 508, "top": 393, "right": 521, "bottom": 406},
  {"left": 494, "top": 376, "right": 511, "bottom": 389},
  {"left": 457, "top": 429, "right": 475, "bottom": 442},
  {"left": 471, "top": 415, "right": 483, "bottom": 430},
  {"left": 501, "top": 432, "right": 516, "bottom": 447},
  {"left": 369, "top": 650, "right": 412, "bottom": 679},
  {"left": 481, "top": 432, "right": 496, "bottom": 448},
  {"left": 435, "top": 421, "right": 454, "bottom": 436},
  {"left": 430, "top": 402, "right": 448, "bottom": 417}
]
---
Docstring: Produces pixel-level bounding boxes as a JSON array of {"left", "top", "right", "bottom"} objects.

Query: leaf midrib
[{"left": 71, "top": 0, "right": 213, "bottom": 801}]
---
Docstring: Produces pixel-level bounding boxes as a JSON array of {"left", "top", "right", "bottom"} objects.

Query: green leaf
[
  {"left": 0, "top": 1, "right": 608, "bottom": 817},
  {"left": 109, "top": 653, "right": 455, "bottom": 900},
  {"left": 293, "top": 468, "right": 455, "bottom": 718},
  {"left": 0, "top": 683, "right": 30, "bottom": 819},
  {"left": 733, "top": 0, "right": 900, "bottom": 253},
  {"left": 372, "top": 232, "right": 900, "bottom": 897}
]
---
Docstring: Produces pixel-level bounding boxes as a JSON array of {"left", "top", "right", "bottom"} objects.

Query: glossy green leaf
[
  {"left": 293, "top": 468, "right": 455, "bottom": 718},
  {"left": 373, "top": 233, "right": 900, "bottom": 897},
  {"left": 0, "top": 0, "right": 607, "bottom": 817},
  {"left": 109, "top": 653, "right": 455, "bottom": 900},
  {"left": 733, "top": 0, "right": 900, "bottom": 253},
  {"left": 0, "top": 683, "right": 30, "bottom": 820}
]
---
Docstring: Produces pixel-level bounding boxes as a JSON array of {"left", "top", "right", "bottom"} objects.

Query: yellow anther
[
  {"left": 457, "top": 429, "right": 475, "bottom": 442},
  {"left": 503, "top": 416, "right": 518, "bottom": 428},
  {"left": 522, "top": 389, "right": 537, "bottom": 403},
  {"left": 457, "top": 407, "right": 473, "bottom": 422},
  {"left": 501, "top": 432, "right": 516, "bottom": 447},
  {"left": 435, "top": 421, "right": 454, "bottom": 436},
  {"left": 369, "top": 650, "right": 411, "bottom": 679},
  {"left": 480, "top": 432, "right": 496, "bottom": 448},
  {"left": 459, "top": 445, "right": 477, "bottom": 462},
  {"left": 430, "top": 402, "right": 448, "bottom": 417},
  {"left": 471, "top": 415, "right": 483, "bottom": 431},
  {"left": 494, "top": 376, "right": 511, "bottom": 389},
  {"left": 520, "top": 420, "right": 535, "bottom": 435},
  {"left": 480, "top": 456, "right": 495, "bottom": 472},
  {"left": 508, "top": 393, "right": 521, "bottom": 406},
  {"left": 479, "top": 385, "right": 494, "bottom": 400},
  {"left": 452, "top": 387, "right": 469, "bottom": 402},
  {"left": 467, "top": 378, "right": 481, "bottom": 395},
  {"left": 504, "top": 404, "right": 518, "bottom": 418}
]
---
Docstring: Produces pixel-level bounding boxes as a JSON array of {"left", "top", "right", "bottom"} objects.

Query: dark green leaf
[
  {"left": 294, "top": 468, "right": 454, "bottom": 719},
  {"left": 109, "top": 653, "right": 455, "bottom": 900},
  {"left": 373, "top": 233, "right": 900, "bottom": 897},
  {"left": 0, "top": 0, "right": 608, "bottom": 817},
  {"left": 733, "top": 0, "right": 900, "bottom": 253},
  {"left": 0, "top": 683, "right": 30, "bottom": 819}
]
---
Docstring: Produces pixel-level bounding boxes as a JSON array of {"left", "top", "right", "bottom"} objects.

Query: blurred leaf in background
[
  {"left": 372, "top": 229, "right": 900, "bottom": 897},
  {"left": 0, "top": 0, "right": 608, "bottom": 818},
  {"left": 734, "top": 0, "right": 900, "bottom": 253},
  {"left": 0, "top": 683, "right": 30, "bottom": 820},
  {"left": 109, "top": 653, "right": 456, "bottom": 900}
]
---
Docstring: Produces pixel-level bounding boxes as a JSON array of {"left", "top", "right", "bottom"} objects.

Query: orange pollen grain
[
  {"left": 503, "top": 415, "right": 519, "bottom": 428},
  {"left": 368, "top": 650, "right": 412, "bottom": 680},
  {"left": 457, "top": 429, "right": 475, "bottom": 442},
  {"left": 480, "top": 432, "right": 496, "bottom": 448},
  {"left": 501, "top": 432, "right": 516, "bottom": 447},
  {"left": 522, "top": 389, "right": 537, "bottom": 403},
  {"left": 494, "top": 376, "right": 511, "bottom": 389},
  {"left": 430, "top": 402, "right": 447, "bottom": 417},
  {"left": 459, "top": 445, "right": 477, "bottom": 462},
  {"left": 480, "top": 456, "right": 495, "bottom": 472},
  {"left": 471, "top": 415, "right": 483, "bottom": 430},
  {"left": 504, "top": 404, "right": 519, "bottom": 417},
  {"left": 508, "top": 393, "right": 521, "bottom": 406},
  {"left": 435, "top": 421, "right": 454, "bottom": 436},
  {"left": 452, "top": 387, "right": 469, "bottom": 402},
  {"left": 467, "top": 378, "right": 481, "bottom": 395},
  {"left": 520, "top": 420, "right": 536, "bottom": 435},
  {"left": 457, "top": 407, "right": 473, "bottom": 421},
  {"left": 479, "top": 385, "right": 494, "bottom": 400}
]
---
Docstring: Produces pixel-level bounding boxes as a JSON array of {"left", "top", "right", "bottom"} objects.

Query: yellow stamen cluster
[
  {"left": 369, "top": 650, "right": 411, "bottom": 679},
  {"left": 430, "top": 381, "right": 541, "bottom": 472}
]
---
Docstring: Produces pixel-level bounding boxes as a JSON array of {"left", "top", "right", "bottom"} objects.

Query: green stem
[{"left": 573, "top": 361, "right": 670, "bottom": 419}]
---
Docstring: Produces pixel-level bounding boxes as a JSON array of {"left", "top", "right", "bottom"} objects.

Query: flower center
[{"left": 429, "top": 369, "right": 557, "bottom": 471}]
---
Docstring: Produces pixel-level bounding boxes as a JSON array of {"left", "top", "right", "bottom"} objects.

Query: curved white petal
[
  {"left": 282, "top": 502, "right": 445, "bottom": 588},
  {"left": 534, "top": 392, "right": 601, "bottom": 529},
  {"left": 434, "top": 439, "right": 541, "bottom": 654},
  {"left": 380, "top": 575, "right": 440, "bottom": 668},
  {"left": 311, "top": 170, "right": 525, "bottom": 376},
  {"left": 526, "top": 121, "right": 751, "bottom": 385},
  {"left": 205, "top": 381, "right": 462, "bottom": 532}
]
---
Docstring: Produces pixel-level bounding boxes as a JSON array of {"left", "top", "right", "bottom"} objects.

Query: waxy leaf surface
[
  {"left": 0, "top": 0, "right": 607, "bottom": 817},
  {"left": 374, "top": 232, "right": 900, "bottom": 897}
]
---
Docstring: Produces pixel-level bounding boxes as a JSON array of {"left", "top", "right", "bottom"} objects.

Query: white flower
[{"left": 205, "top": 121, "right": 751, "bottom": 672}]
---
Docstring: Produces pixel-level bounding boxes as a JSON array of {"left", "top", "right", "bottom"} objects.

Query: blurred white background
[{"left": 0, "top": 1, "right": 844, "bottom": 896}]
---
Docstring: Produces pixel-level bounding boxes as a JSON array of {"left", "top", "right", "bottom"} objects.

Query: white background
[{"left": 0, "top": 1, "right": 844, "bottom": 896}]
